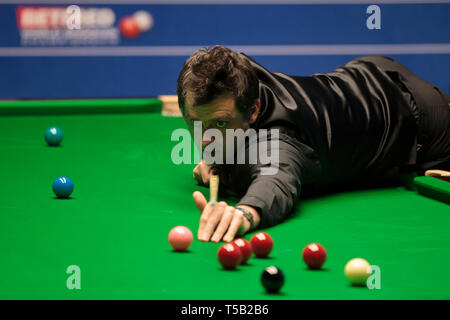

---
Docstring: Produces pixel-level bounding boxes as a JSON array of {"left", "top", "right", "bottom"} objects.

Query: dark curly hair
[{"left": 177, "top": 46, "right": 259, "bottom": 119}]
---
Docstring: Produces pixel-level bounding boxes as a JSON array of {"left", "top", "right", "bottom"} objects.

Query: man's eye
[{"left": 216, "top": 121, "right": 227, "bottom": 128}]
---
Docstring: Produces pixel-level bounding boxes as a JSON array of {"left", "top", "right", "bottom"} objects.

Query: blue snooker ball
[
  {"left": 45, "top": 127, "right": 63, "bottom": 146},
  {"left": 53, "top": 176, "right": 74, "bottom": 198}
]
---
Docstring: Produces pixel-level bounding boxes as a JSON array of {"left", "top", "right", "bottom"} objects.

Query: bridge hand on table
[{"left": 192, "top": 191, "right": 248, "bottom": 243}]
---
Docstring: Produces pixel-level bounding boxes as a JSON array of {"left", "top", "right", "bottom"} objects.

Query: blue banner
[{"left": 0, "top": 1, "right": 449, "bottom": 99}]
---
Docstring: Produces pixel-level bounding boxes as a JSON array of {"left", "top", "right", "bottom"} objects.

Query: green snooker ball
[{"left": 45, "top": 127, "right": 63, "bottom": 146}]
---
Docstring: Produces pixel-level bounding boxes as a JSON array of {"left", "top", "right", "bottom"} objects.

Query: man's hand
[
  {"left": 193, "top": 191, "right": 259, "bottom": 242},
  {"left": 193, "top": 160, "right": 212, "bottom": 186}
]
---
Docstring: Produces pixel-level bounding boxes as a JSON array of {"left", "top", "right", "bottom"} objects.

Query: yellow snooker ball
[{"left": 344, "top": 258, "right": 372, "bottom": 286}]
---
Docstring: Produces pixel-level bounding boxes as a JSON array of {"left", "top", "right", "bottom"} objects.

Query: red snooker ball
[
  {"left": 218, "top": 243, "right": 242, "bottom": 270},
  {"left": 119, "top": 16, "right": 140, "bottom": 39},
  {"left": 302, "top": 243, "right": 327, "bottom": 269},
  {"left": 232, "top": 238, "right": 252, "bottom": 264},
  {"left": 168, "top": 226, "right": 193, "bottom": 251},
  {"left": 250, "top": 232, "right": 273, "bottom": 258}
]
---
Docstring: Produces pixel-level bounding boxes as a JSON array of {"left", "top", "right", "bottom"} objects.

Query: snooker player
[{"left": 176, "top": 46, "right": 450, "bottom": 243}]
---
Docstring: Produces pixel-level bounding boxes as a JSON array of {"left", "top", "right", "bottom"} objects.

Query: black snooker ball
[{"left": 261, "top": 266, "right": 285, "bottom": 293}]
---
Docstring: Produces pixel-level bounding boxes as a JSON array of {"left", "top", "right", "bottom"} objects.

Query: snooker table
[{"left": 0, "top": 98, "right": 449, "bottom": 300}]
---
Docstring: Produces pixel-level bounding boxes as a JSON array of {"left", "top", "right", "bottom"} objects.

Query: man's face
[{"left": 183, "top": 93, "right": 250, "bottom": 165}]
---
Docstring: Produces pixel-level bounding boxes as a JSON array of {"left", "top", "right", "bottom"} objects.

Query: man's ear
[{"left": 248, "top": 99, "right": 260, "bottom": 125}]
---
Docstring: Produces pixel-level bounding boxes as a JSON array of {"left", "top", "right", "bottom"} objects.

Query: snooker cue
[{"left": 210, "top": 174, "right": 219, "bottom": 203}]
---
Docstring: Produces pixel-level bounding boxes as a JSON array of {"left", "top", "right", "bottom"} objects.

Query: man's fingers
[
  {"left": 211, "top": 206, "right": 235, "bottom": 243},
  {"left": 223, "top": 210, "right": 244, "bottom": 243},
  {"left": 199, "top": 202, "right": 226, "bottom": 242},
  {"left": 193, "top": 191, "right": 207, "bottom": 212},
  {"left": 197, "top": 201, "right": 216, "bottom": 241}
]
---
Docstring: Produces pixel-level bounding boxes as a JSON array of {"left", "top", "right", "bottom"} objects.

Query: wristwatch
[{"left": 236, "top": 207, "right": 255, "bottom": 231}]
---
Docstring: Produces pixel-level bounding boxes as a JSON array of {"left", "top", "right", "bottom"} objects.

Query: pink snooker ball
[{"left": 168, "top": 226, "right": 193, "bottom": 251}]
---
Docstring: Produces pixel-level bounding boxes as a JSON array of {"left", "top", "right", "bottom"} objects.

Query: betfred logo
[
  {"left": 15, "top": 6, "right": 153, "bottom": 46},
  {"left": 16, "top": 6, "right": 115, "bottom": 30}
]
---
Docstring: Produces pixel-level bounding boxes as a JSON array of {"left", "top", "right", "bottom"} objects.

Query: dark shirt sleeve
[
  {"left": 244, "top": 53, "right": 418, "bottom": 186},
  {"left": 227, "top": 130, "right": 321, "bottom": 228}
]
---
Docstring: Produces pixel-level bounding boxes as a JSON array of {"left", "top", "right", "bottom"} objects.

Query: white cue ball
[
  {"left": 344, "top": 258, "right": 372, "bottom": 286},
  {"left": 133, "top": 10, "right": 154, "bottom": 32}
]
